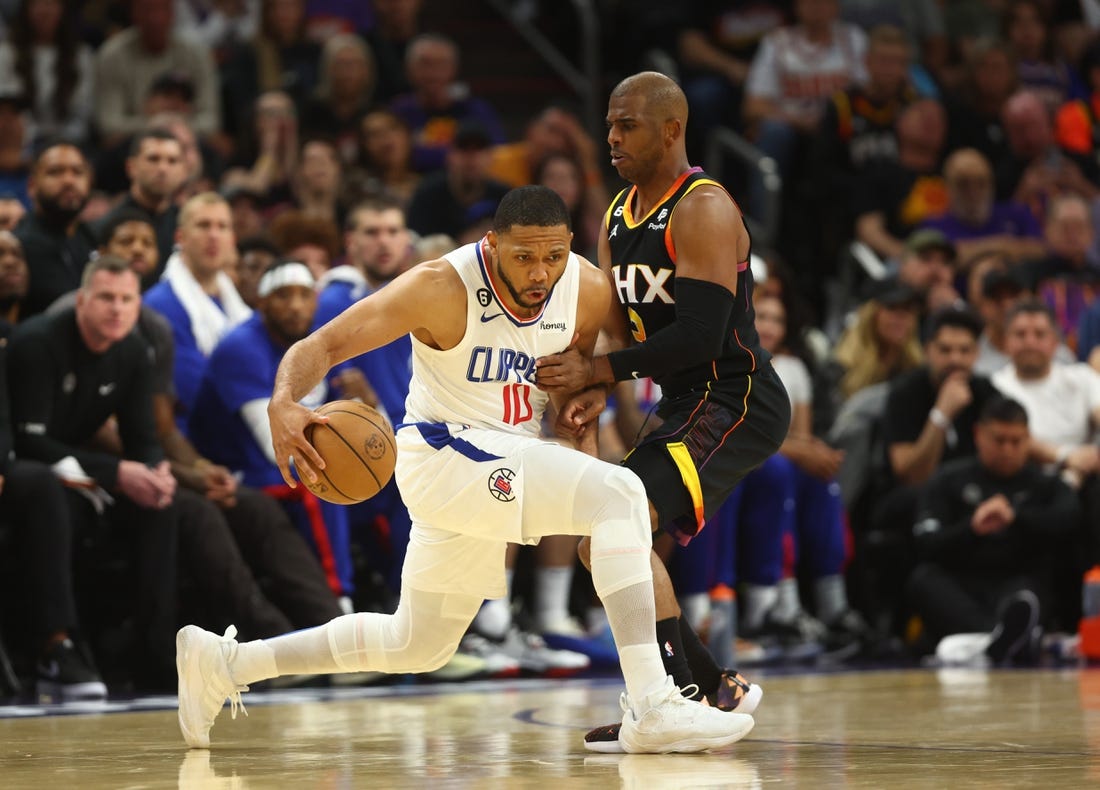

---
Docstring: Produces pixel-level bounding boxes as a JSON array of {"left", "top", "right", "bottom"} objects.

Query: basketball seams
[
  {"left": 314, "top": 421, "right": 384, "bottom": 488},
  {"left": 316, "top": 407, "right": 397, "bottom": 456},
  {"left": 306, "top": 400, "right": 397, "bottom": 503}
]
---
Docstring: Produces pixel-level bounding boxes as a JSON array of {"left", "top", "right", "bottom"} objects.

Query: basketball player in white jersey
[{"left": 175, "top": 186, "right": 755, "bottom": 754}]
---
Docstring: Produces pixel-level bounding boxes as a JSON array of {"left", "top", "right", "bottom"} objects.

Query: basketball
[{"left": 302, "top": 400, "right": 397, "bottom": 504}]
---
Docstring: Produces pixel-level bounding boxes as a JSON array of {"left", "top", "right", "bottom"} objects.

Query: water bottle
[{"left": 1079, "top": 566, "right": 1100, "bottom": 661}]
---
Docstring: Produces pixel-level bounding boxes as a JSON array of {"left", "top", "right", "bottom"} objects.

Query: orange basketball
[{"left": 303, "top": 400, "right": 397, "bottom": 504}]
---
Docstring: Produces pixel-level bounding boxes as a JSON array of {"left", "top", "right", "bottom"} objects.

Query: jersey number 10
[{"left": 502, "top": 382, "right": 533, "bottom": 425}]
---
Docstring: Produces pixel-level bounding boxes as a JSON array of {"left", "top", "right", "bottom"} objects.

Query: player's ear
[{"left": 486, "top": 229, "right": 498, "bottom": 252}]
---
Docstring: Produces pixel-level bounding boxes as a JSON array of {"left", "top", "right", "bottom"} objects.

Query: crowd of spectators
[{"left": 2, "top": 0, "right": 1100, "bottom": 701}]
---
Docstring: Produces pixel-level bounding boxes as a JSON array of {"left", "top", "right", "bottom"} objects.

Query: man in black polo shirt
[
  {"left": 8, "top": 254, "right": 179, "bottom": 689},
  {"left": 871, "top": 304, "right": 998, "bottom": 632}
]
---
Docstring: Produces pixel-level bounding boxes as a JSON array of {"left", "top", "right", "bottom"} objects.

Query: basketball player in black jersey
[{"left": 536, "top": 71, "right": 791, "bottom": 751}]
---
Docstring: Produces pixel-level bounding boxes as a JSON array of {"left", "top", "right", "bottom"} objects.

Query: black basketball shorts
[{"left": 621, "top": 364, "right": 791, "bottom": 545}]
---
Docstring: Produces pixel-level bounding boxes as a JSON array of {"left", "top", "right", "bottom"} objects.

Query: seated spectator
[
  {"left": 174, "top": 0, "right": 260, "bottom": 56},
  {"left": 390, "top": 33, "right": 505, "bottom": 174},
  {"left": 0, "top": 0, "right": 95, "bottom": 146},
  {"left": 269, "top": 209, "right": 342, "bottom": 281},
  {"left": 0, "top": 229, "right": 29, "bottom": 324},
  {"left": 922, "top": 148, "right": 1045, "bottom": 264},
  {"left": 9, "top": 255, "right": 180, "bottom": 690},
  {"left": 301, "top": 33, "right": 378, "bottom": 165},
  {"left": 0, "top": 95, "right": 31, "bottom": 210},
  {"left": 533, "top": 152, "right": 602, "bottom": 259},
  {"left": 1002, "top": 0, "right": 1085, "bottom": 112},
  {"left": 406, "top": 121, "right": 510, "bottom": 240},
  {"left": 908, "top": 396, "right": 1079, "bottom": 663},
  {"left": 220, "top": 0, "right": 321, "bottom": 139},
  {"left": 675, "top": 0, "right": 788, "bottom": 159},
  {"left": 229, "top": 234, "right": 279, "bottom": 310},
  {"left": 971, "top": 258, "right": 1073, "bottom": 376},
  {"left": 0, "top": 194, "right": 25, "bottom": 232},
  {"left": 96, "top": 128, "right": 186, "bottom": 282},
  {"left": 222, "top": 184, "right": 266, "bottom": 240},
  {"left": 188, "top": 259, "right": 355, "bottom": 600},
  {"left": 144, "top": 193, "right": 251, "bottom": 430},
  {"left": 890, "top": 228, "right": 963, "bottom": 323},
  {"left": 221, "top": 90, "right": 299, "bottom": 211},
  {"left": 825, "top": 277, "right": 924, "bottom": 421},
  {"left": 1053, "top": 38, "right": 1100, "bottom": 168},
  {"left": 854, "top": 100, "right": 949, "bottom": 261},
  {"left": 93, "top": 0, "right": 220, "bottom": 145},
  {"left": 344, "top": 108, "right": 420, "bottom": 209},
  {"left": 1018, "top": 193, "right": 1100, "bottom": 352},
  {"left": 365, "top": 0, "right": 422, "bottom": 103},
  {"left": 813, "top": 25, "right": 916, "bottom": 199},
  {"left": 991, "top": 300, "right": 1100, "bottom": 620},
  {"left": 743, "top": 0, "right": 868, "bottom": 218},
  {"left": 292, "top": 137, "right": 344, "bottom": 228},
  {"left": 14, "top": 140, "right": 97, "bottom": 319},
  {"left": 839, "top": 0, "right": 949, "bottom": 92},
  {"left": 943, "top": 38, "right": 1017, "bottom": 168},
  {"left": 996, "top": 89, "right": 1099, "bottom": 219},
  {"left": 870, "top": 304, "right": 995, "bottom": 633}
]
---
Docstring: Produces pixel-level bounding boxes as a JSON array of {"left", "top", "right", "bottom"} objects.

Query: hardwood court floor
[{"left": 2, "top": 667, "right": 1100, "bottom": 788}]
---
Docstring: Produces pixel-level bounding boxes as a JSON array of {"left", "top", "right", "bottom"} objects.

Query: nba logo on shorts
[{"left": 488, "top": 468, "right": 516, "bottom": 502}]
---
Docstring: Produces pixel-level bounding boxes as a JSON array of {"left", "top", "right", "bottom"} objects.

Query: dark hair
[
  {"left": 1005, "top": 298, "right": 1056, "bottom": 329},
  {"left": 238, "top": 234, "right": 281, "bottom": 258},
  {"left": 492, "top": 185, "right": 571, "bottom": 235},
  {"left": 80, "top": 253, "right": 133, "bottom": 289},
  {"left": 269, "top": 210, "right": 342, "bottom": 260},
  {"left": 927, "top": 304, "right": 984, "bottom": 341},
  {"left": 31, "top": 136, "right": 88, "bottom": 167},
  {"left": 979, "top": 395, "right": 1029, "bottom": 426},
  {"left": 129, "top": 127, "right": 181, "bottom": 158},
  {"left": 98, "top": 208, "right": 155, "bottom": 247}
]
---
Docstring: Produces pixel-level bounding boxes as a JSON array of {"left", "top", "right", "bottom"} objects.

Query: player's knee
[{"left": 591, "top": 467, "right": 651, "bottom": 554}]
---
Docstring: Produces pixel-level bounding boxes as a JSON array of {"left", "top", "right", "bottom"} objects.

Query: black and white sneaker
[
  {"left": 36, "top": 639, "right": 108, "bottom": 703},
  {"left": 986, "top": 590, "right": 1041, "bottom": 666}
]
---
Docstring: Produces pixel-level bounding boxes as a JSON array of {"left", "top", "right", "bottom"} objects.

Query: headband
[{"left": 257, "top": 262, "right": 315, "bottom": 298}]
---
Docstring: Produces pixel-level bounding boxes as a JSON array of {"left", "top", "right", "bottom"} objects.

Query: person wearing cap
[
  {"left": 922, "top": 147, "right": 1045, "bottom": 264},
  {"left": 96, "top": 128, "right": 187, "bottom": 280},
  {"left": 390, "top": 33, "right": 505, "bottom": 174},
  {"left": 870, "top": 305, "right": 999, "bottom": 632},
  {"left": 406, "top": 119, "right": 510, "bottom": 239},
  {"left": 893, "top": 227, "right": 964, "bottom": 320},
  {"left": 187, "top": 259, "right": 355, "bottom": 602}
]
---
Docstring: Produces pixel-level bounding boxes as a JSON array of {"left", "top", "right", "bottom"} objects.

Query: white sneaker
[
  {"left": 618, "top": 676, "right": 755, "bottom": 754},
  {"left": 499, "top": 628, "right": 590, "bottom": 676},
  {"left": 176, "top": 625, "right": 249, "bottom": 749},
  {"left": 459, "top": 633, "right": 521, "bottom": 678},
  {"left": 935, "top": 632, "right": 992, "bottom": 667}
]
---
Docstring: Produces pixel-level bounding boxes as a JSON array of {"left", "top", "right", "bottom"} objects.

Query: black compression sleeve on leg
[
  {"left": 656, "top": 616, "right": 703, "bottom": 700},
  {"left": 606, "top": 277, "right": 735, "bottom": 382},
  {"left": 678, "top": 615, "right": 723, "bottom": 698}
]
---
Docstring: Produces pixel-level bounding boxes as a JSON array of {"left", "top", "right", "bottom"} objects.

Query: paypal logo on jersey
[{"left": 466, "top": 346, "right": 538, "bottom": 384}]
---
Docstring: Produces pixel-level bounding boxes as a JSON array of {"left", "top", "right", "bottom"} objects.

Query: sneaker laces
[
  {"left": 620, "top": 679, "right": 702, "bottom": 716},
  {"left": 219, "top": 626, "right": 249, "bottom": 721}
]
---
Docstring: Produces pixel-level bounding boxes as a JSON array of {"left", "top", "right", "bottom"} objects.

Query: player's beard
[
  {"left": 37, "top": 191, "right": 88, "bottom": 229},
  {"left": 495, "top": 259, "right": 549, "bottom": 313}
]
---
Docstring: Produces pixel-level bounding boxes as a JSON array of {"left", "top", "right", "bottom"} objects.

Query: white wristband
[{"left": 929, "top": 408, "right": 951, "bottom": 431}]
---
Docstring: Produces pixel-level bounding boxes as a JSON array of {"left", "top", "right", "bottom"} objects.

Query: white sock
[
  {"left": 473, "top": 597, "right": 511, "bottom": 639},
  {"left": 535, "top": 565, "right": 573, "bottom": 629},
  {"left": 742, "top": 584, "right": 779, "bottom": 631},
  {"left": 602, "top": 581, "right": 666, "bottom": 704},
  {"left": 772, "top": 578, "right": 803, "bottom": 622},
  {"left": 815, "top": 574, "right": 849, "bottom": 624},
  {"left": 231, "top": 626, "right": 330, "bottom": 687}
]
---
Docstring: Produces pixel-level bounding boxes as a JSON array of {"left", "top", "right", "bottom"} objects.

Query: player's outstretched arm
[{"left": 269, "top": 260, "right": 466, "bottom": 487}]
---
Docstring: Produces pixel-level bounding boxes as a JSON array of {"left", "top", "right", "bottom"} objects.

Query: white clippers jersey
[{"left": 403, "top": 238, "right": 580, "bottom": 436}]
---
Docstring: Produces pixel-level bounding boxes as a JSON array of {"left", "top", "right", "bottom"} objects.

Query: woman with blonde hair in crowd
[
  {"left": 302, "top": 34, "right": 377, "bottom": 165},
  {"left": 830, "top": 281, "right": 925, "bottom": 409}
]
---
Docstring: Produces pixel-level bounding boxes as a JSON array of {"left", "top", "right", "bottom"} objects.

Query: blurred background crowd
[{"left": 1, "top": 0, "right": 1100, "bottom": 703}]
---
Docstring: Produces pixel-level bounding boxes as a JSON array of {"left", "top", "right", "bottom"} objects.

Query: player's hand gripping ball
[{"left": 303, "top": 400, "right": 397, "bottom": 504}]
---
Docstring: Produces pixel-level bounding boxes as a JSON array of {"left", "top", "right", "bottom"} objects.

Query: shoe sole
[{"left": 620, "top": 712, "right": 755, "bottom": 754}]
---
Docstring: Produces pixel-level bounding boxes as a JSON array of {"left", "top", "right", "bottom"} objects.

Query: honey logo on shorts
[{"left": 488, "top": 468, "right": 516, "bottom": 502}]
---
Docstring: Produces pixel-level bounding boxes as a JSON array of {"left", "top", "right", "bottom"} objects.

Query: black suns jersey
[{"left": 604, "top": 166, "right": 769, "bottom": 398}]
